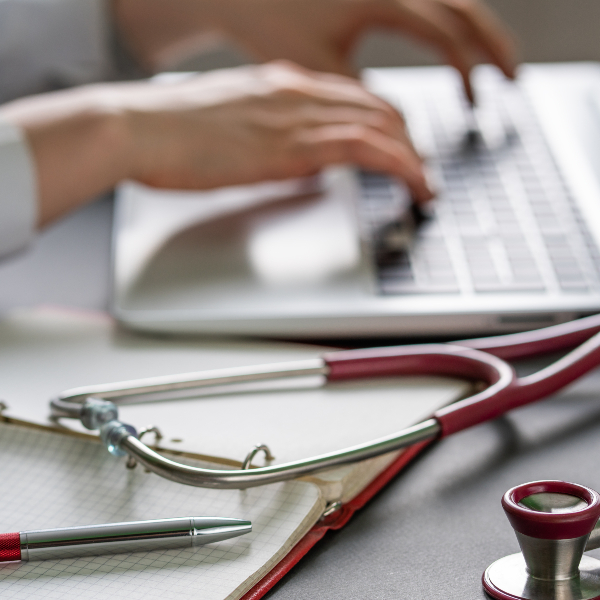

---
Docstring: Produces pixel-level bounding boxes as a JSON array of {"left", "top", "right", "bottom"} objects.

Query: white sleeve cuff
[{"left": 0, "top": 119, "right": 36, "bottom": 257}]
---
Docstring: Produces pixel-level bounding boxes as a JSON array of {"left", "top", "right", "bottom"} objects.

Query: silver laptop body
[{"left": 111, "top": 63, "right": 600, "bottom": 339}]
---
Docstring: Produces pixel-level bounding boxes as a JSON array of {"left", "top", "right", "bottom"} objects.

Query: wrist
[{"left": 1, "top": 85, "right": 134, "bottom": 227}]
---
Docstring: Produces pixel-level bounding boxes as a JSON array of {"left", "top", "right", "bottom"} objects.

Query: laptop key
[{"left": 367, "top": 75, "right": 600, "bottom": 298}]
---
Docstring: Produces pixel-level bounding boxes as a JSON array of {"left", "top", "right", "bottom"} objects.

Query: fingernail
[
  {"left": 415, "top": 182, "right": 436, "bottom": 204},
  {"left": 421, "top": 165, "right": 438, "bottom": 201}
]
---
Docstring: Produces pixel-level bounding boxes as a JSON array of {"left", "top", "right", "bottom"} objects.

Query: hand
[
  {"left": 214, "top": 0, "right": 517, "bottom": 103},
  {"left": 113, "top": 0, "right": 517, "bottom": 103},
  {"left": 2, "top": 62, "right": 433, "bottom": 226},
  {"left": 122, "top": 62, "right": 432, "bottom": 198}
]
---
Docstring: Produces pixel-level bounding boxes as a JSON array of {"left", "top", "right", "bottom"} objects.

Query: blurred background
[
  {"left": 180, "top": 0, "right": 600, "bottom": 72},
  {"left": 3, "top": 0, "right": 600, "bottom": 314}
]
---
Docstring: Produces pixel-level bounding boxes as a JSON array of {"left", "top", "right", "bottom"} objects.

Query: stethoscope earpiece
[{"left": 484, "top": 481, "right": 600, "bottom": 600}]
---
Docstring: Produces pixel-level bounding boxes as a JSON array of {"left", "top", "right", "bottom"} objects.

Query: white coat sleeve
[
  {"left": 0, "top": 0, "right": 145, "bottom": 257},
  {"left": 0, "top": 118, "right": 36, "bottom": 257}
]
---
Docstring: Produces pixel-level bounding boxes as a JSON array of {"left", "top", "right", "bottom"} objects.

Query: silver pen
[{"left": 0, "top": 516, "right": 251, "bottom": 562}]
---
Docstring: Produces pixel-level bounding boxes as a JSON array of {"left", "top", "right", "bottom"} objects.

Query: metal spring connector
[
  {"left": 100, "top": 421, "right": 138, "bottom": 457},
  {"left": 80, "top": 398, "right": 119, "bottom": 430}
]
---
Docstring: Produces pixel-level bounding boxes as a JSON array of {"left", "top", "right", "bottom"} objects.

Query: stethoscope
[
  {"left": 49, "top": 313, "right": 600, "bottom": 490},
  {"left": 485, "top": 479, "right": 600, "bottom": 600}
]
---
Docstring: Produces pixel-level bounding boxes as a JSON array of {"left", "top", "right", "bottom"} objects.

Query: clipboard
[
  {"left": 0, "top": 307, "right": 468, "bottom": 599},
  {"left": 241, "top": 439, "right": 431, "bottom": 600}
]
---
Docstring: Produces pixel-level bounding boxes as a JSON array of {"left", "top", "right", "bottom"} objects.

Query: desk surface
[{"left": 3, "top": 198, "right": 600, "bottom": 600}]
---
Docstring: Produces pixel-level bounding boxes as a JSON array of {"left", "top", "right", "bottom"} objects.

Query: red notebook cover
[{"left": 240, "top": 439, "right": 432, "bottom": 600}]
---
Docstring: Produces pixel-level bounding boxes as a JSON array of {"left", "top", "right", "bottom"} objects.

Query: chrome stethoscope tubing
[{"left": 50, "top": 314, "right": 600, "bottom": 489}]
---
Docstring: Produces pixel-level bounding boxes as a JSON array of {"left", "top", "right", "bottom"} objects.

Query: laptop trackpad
[{"left": 114, "top": 169, "right": 370, "bottom": 312}]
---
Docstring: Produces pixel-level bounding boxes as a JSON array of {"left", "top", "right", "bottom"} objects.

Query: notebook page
[
  {"left": 0, "top": 308, "right": 470, "bottom": 507},
  {"left": 0, "top": 422, "right": 325, "bottom": 600},
  {"left": 0, "top": 307, "right": 325, "bottom": 435}
]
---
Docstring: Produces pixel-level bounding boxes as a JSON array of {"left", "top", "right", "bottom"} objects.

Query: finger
[
  {"left": 262, "top": 102, "right": 416, "bottom": 153},
  {"left": 265, "top": 63, "right": 409, "bottom": 129},
  {"left": 442, "top": 0, "right": 518, "bottom": 79},
  {"left": 301, "top": 68, "right": 412, "bottom": 127},
  {"left": 373, "top": 0, "right": 478, "bottom": 103},
  {"left": 294, "top": 123, "right": 434, "bottom": 202},
  {"left": 326, "top": 106, "right": 419, "bottom": 158}
]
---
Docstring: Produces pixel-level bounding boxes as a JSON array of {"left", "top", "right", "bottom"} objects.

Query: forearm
[
  {"left": 0, "top": 63, "right": 433, "bottom": 235},
  {"left": 0, "top": 86, "right": 132, "bottom": 227}
]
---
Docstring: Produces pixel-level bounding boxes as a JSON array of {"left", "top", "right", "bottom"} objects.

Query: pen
[{"left": 0, "top": 516, "right": 252, "bottom": 562}]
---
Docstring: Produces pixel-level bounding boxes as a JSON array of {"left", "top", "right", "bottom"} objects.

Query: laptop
[{"left": 111, "top": 63, "right": 600, "bottom": 339}]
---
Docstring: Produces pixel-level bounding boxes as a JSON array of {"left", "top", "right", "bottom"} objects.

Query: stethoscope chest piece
[{"left": 483, "top": 481, "right": 600, "bottom": 600}]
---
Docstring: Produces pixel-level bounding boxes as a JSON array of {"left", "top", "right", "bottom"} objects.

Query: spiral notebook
[{"left": 0, "top": 308, "right": 469, "bottom": 599}]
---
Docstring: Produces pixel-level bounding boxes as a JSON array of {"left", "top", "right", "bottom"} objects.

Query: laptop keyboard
[{"left": 359, "top": 74, "right": 600, "bottom": 296}]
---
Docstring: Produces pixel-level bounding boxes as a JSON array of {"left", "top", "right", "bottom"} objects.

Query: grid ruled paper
[{"left": 0, "top": 423, "right": 324, "bottom": 600}]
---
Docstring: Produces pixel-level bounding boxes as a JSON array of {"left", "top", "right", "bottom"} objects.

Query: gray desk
[
  {"left": 266, "top": 376, "right": 600, "bottom": 600},
  {"left": 0, "top": 196, "right": 114, "bottom": 313},
  {"left": 4, "top": 197, "right": 600, "bottom": 600}
]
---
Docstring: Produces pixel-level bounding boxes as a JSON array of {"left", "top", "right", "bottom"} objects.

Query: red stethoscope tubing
[{"left": 323, "top": 314, "right": 600, "bottom": 438}]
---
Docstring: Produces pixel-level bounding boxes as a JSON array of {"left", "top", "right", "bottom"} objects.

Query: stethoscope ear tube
[
  {"left": 50, "top": 315, "right": 600, "bottom": 489},
  {"left": 435, "top": 329, "right": 600, "bottom": 436},
  {"left": 457, "top": 313, "right": 600, "bottom": 360},
  {"left": 323, "top": 344, "right": 516, "bottom": 437},
  {"left": 323, "top": 321, "right": 600, "bottom": 438}
]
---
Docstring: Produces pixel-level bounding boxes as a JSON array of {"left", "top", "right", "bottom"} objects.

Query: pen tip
[{"left": 191, "top": 517, "right": 252, "bottom": 546}]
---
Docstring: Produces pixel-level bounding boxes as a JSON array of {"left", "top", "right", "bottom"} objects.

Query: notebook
[{"left": 0, "top": 308, "right": 469, "bottom": 599}]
